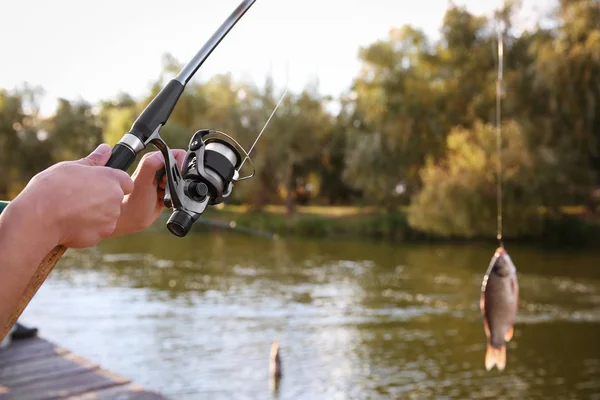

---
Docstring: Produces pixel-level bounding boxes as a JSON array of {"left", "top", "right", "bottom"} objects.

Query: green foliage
[
  {"left": 101, "top": 106, "right": 137, "bottom": 147},
  {"left": 201, "top": 208, "right": 420, "bottom": 241},
  {"left": 46, "top": 99, "right": 103, "bottom": 162},
  {"left": 408, "top": 118, "right": 595, "bottom": 238},
  {"left": 344, "top": 25, "right": 442, "bottom": 209},
  {"left": 316, "top": 98, "right": 361, "bottom": 205},
  {"left": 0, "top": 84, "right": 54, "bottom": 197},
  {"left": 530, "top": 0, "right": 600, "bottom": 172},
  {"left": 408, "top": 120, "right": 541, "bottom": 238}
]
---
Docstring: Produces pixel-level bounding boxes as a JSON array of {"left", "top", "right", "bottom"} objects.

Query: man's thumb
[{"left": 77, "top": 144, "right": 112, "bottom": 166}]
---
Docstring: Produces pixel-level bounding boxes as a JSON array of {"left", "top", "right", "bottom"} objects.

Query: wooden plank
[
  {"left": 0, "top": 355, "right": 64, "bottom": 380},
  {"left": 0, "top": 332, "right": 167, "bottom": 400},
  {"left": 0, "top": 353, "right": 98, "bottom": 387},
  {"left": 0, "top": 353, "right": 98, "bottom": 386},
  {"left": 67, "top": 383, "right": 169, "bottom": 400},
  {"left": 0, "top": 368, "right": 129, "bottom": 400},
  {"left": 0, "top": 338, "right": 67, "bottom": 368}
]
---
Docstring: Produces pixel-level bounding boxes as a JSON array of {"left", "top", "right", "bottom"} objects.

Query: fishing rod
[
  {"left": 108, "top": 0, "right": 261, "bottom": 238},
  {"left": 3, "top": 0, "right": 276, "bottom": 340}
]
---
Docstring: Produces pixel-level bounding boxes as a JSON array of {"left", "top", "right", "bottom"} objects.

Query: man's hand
[
  {"left": 0, "top": 145, "right": 190, "bottom": 337},
  {"left": 111, "top": 149, "right": 187, "bottom": 237},
  {"left": 12, "top": 143, "right": 134, "bottom": 248},
  {"left": 0, "top": 143, "right": 137, "bottom": 336}
]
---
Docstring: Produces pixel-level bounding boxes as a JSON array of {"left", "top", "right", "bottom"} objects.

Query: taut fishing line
[{"left": 496, "top": 22, "right": 504, "bottom": 246}]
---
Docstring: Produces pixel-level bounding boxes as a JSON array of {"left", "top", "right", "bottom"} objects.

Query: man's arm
[
  {"left": 0, "top": 147, "right": 186, "bottom": 340},
  {"left": 0, "top": 199, "right": 67, "bottom": 335},
  {"left": 0, "top": 144, "right": 133, "bottom": 339}
]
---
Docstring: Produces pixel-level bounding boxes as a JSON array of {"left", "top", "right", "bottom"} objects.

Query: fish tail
[{"left": 485, "top": 344, "right": 507, "bottom": 371}]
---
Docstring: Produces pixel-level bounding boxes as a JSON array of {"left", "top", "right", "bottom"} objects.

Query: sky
[{"left": 0, "top": 0, "right": 553, "bottom": 116}]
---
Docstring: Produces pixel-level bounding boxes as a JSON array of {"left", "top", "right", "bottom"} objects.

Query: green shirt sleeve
[{"left": 0, "top": 201, "right": 9, "bottom": 215}]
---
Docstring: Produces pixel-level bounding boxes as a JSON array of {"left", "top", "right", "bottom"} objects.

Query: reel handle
[{"left": 166, "top": 210, "right": 195, "bottom": 237}]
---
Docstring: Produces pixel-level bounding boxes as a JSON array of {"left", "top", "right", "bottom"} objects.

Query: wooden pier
[{"left": 0, "top": 334, "right": 167, "bottom": 400}]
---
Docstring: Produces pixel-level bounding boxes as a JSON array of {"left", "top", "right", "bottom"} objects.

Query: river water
[{"left": 20, "top": 230, "right": 600, "bottom": 399}]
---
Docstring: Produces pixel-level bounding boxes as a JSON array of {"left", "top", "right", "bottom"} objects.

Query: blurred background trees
[{"left": 1, "top": 0, "right": 599, "bottom": 239}]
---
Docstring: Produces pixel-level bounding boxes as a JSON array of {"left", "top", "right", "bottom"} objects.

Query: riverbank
[{"left": 183, "top": 205, "right": 600, "bottom": 249}]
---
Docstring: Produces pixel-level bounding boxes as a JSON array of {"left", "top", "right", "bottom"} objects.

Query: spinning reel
[
  {"left": 151, "top": 129, "right": 254, "bottom": 237},
  {"left": 102, "top": 0, "right": 286, "bottom": 237}
]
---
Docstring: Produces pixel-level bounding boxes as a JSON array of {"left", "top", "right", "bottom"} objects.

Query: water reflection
[{"left": 19, "top": 231, "right": 600, "bottom": 399}]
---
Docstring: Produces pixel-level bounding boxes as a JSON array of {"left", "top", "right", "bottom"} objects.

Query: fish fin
[
  {"left": 512, "top": 277, "right": 519, "bottom": 328},
  {"left": 485, "top": 344, "right": 495, "bottom": 371},
  {"left": 480, "top": 292, "right": 485, "bottom": 313},
  {"left": 481, "top": 294, "right": 491, "bottom": 338},
  {"left": 485, "top": 344, "right": 507, "bottom": 371},
  {"left": 483, "top": 317, "right": 490, "bottom": 338},
  {"left": 497, "top": 346, "right": 507, "bottom": 371},
  {"left": 504, "top": 327, "right": 514, "bottom": 342}
]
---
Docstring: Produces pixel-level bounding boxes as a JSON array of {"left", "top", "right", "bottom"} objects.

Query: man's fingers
[
  {"left": 112, "top": 170, "right": 134, "bottom": 195},
  {"left": 77, "top": 144, "right": 112, "bottom": 166},
  {"left": 155, "top": 168, "right": 166, "bottom": 184},
  {"left": 140, "top": 150, "right": 187, "bottom": 183},
  {"left": 136, "top": 152, "right": 166, "bottom": 181},
  {"left": 172, "top": 149, "right": 187, "bottom": 170}
]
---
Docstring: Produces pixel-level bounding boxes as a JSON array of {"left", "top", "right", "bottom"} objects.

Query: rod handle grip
[{"left": 106, "top": 143, "right": 137, "bottom": 171}]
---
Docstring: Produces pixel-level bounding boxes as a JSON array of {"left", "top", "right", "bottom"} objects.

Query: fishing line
[
  {"left": 239, "top": 86, "right": 289, "bottom": 169},
  {"left": 495, "top": 23, "right": 504, "bottom": 246},
  {"left": 240, "top": 60, "right": 291, "bottom": 169}
]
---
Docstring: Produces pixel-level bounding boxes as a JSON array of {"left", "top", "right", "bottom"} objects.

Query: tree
[
  {"left": 46, "top": 99, "right": 102, "bottom": 162},
  {"left": 0, "top": 84, "right": 53, "bottom": 198},
  {"left": 243, "top": 79, "right": 333, "bottom": 214},
  {"left": 408, "top": 120, "right": 539, "bottom": 238},
  {"left": 316, "top": 96, "right": 362, "bottom": 205},
  {"left": 530, "top": 0, "right": 600, "bottom": 179},
  {"left": 343, "top": 25, "right": 443, "bottom": 210}
]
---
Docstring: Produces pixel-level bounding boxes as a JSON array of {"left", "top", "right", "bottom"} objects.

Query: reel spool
[{"left": 163, "top": 129, "right": 254, "bottom": 237}]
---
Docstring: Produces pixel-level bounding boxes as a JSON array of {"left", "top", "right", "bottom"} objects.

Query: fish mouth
[{"left": 495, "top": 247, "right": 506, "bottom": 256}]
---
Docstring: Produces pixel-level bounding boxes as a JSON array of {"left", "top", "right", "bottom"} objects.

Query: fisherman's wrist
[{"left": 6, "top": 190, "right": 61, "bottom": 250}]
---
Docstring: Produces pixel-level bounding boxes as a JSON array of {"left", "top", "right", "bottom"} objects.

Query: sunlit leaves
[{"left": 408, "top": 120, "right": 540, "bottom": 238}]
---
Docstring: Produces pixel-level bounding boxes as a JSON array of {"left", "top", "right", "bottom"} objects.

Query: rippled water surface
[{"left": 20, "top": 230, "right": 600, "bottom": 399}]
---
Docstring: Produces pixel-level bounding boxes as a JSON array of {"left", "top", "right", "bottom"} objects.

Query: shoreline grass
[{"left": 190, "top": 205, "right": 600, "bottom": 249}]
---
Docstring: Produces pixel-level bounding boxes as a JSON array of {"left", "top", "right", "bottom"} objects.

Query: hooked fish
[{"left": 480, "top": 246, "right": 519, "bottom": 371}]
